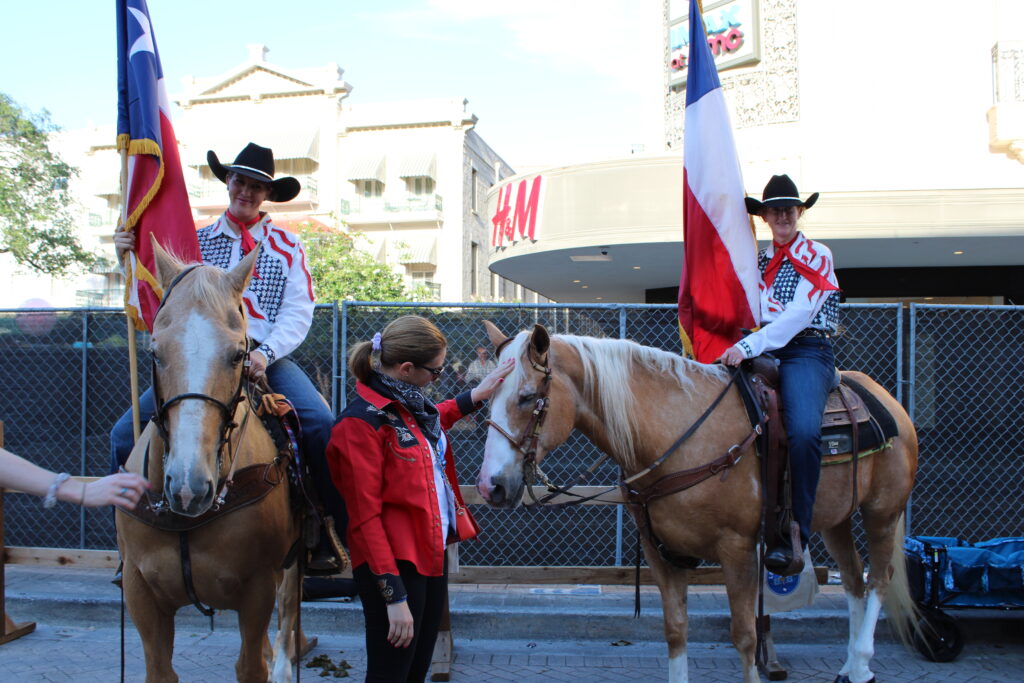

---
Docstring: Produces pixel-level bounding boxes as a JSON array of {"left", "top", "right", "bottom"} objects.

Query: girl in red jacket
[{"left": 327, "top": 315, "right": 512, "bottom": 682}]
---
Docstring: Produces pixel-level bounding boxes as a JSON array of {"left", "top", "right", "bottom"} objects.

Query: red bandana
[
  {"left": 762, "top": 237, "right": 839, "bottom": 298},
  {"left": 225, "top": 210, "right": 263, "bottom": 278}
]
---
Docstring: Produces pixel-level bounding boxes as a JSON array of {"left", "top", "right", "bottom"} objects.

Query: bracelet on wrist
[{"left": 43, "top": 472, "right": 71, "bottom": 509}]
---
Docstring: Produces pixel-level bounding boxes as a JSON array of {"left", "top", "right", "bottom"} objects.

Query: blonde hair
[{"left": 349, "top": 315, "right": 447, "bottom": 383}]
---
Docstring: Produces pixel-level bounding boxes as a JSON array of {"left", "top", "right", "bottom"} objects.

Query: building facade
[
  {"left": 487, "top": 0, "right": 1024, "bottom": 305},
  {"left": 2, "top": 44, "right": 535, "bottom": 308}
]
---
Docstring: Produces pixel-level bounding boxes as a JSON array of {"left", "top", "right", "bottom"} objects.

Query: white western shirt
[{"left": 196, "top": 213, "right": 315, "bottom": 364}]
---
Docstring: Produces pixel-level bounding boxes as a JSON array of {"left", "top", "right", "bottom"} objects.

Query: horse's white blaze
[
  {"left": 478, "top": 334, "right": 529, "bottom": 499},
  {"left": 668, "top": 653, "right": 687, "bottom": 682},
  {"left": 165, "top": 311, "right": 219, "bottom": 487}
]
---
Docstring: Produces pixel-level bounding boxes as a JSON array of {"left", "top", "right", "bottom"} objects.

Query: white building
[{"left": 2, "top": 44, "right": 538, "bottom": 308}]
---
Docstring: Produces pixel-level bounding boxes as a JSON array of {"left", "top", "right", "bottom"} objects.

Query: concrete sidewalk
[{"left": 3, "top": 565, "right": 1023, "bottom": 681}]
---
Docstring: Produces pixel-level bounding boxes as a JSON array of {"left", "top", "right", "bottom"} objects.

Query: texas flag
[
  {"left": 677, "top": 0, "right": 760, "bottom": 363},
  {"left": 117, "top": 0, "right": 199, "bottom": 331}
]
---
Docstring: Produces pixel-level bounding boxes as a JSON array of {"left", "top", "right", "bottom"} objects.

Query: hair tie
[{"left": 371, "top": 332, "right": 382, "bottom": 351}]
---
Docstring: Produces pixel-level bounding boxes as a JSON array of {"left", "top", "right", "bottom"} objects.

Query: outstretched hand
[
  {"left": 470, "top": 357, "right": 515, "bottom": 404},
  {"left": 85, "top": 472, "right": 150, "bottom": 509}
]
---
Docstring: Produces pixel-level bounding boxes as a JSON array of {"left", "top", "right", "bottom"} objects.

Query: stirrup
[{"left": 306, "top": 516, "right": 350, "bottom": 576}]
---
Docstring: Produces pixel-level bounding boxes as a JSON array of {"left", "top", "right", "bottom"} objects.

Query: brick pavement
[{"left": 2, "top": 622, "right": 1022, "bottom": 681}]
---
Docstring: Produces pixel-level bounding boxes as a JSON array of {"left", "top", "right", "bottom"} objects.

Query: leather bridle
[
  {"left": 148, "top": 265, "right": 252, "bottom": 498},
  {"left": 484, "top": 335, "right": 763, "bottom": 509}
]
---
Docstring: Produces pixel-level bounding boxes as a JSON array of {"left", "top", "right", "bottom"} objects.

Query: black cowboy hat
[
  {"left": 744, "top": 174, "right": 819, "bottom": 215},
  {"left": 207, "top": 142, "right": 301, "bottom": 203}
]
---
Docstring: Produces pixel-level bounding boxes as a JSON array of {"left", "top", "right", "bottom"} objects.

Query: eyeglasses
[{"left": 415, "top": 363, "right": 445, "bottom": 377}]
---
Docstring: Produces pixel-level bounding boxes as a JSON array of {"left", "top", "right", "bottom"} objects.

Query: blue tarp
[{"left": 905, "top": 536, "right": 1024, "bottom": 608}]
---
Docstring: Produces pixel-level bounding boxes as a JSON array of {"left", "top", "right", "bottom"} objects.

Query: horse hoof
[{"left": 833, "top": 677, "right": 874, "bottom": 683}]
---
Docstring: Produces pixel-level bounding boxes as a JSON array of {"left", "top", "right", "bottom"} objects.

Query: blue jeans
[
  {"left": 773, "top": 337, "right": 836, "bottom": 546},
  {"left": 109, "top": 358, "right": 346, "bottom": 532}
]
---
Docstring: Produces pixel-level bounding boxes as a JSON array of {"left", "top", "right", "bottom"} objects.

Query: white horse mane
[{"left": 505, "top": 332, "right": 727, "bottom": 470}]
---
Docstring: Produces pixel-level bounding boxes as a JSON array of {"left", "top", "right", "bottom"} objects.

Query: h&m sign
[{"left": 491, "top": 174, "right": 544, "bottom": 248}]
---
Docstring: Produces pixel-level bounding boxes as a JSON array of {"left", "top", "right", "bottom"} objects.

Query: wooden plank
[
  {"left": 1, "top": 420, "right": 38, "bottom": 645},
  {"left": 4, "top": 547, "right": 120, "bottom": 569},
  {"left": 2, "top": 548, "right": 829, "bottom": 585}
]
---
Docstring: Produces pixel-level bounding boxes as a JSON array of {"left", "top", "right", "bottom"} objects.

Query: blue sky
[{"left": 2, "top": 0, "right": 663, "bottom": 170}]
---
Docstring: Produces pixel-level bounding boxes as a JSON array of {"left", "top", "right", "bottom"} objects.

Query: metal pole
[
  {"left": 339, "top": 301, "right": 349, "bottom": 411},
  {"left": 905, "top": 303, "right": 917, "bottom": 535},
  {"left": 79, "top": 312, "right": 89, "bottom": 549},
  {"left": 330, "top": 302, "right": 339, "bottom": 415}
]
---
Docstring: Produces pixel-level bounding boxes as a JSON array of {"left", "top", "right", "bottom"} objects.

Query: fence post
[{"left": 0, "top": 420, "right": 38, "bottom": 644}]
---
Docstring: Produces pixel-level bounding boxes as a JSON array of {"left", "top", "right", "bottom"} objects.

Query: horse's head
[
  {"left": 149, "top": 237, "right": 259, "bottom": 516},
  {"left": 477, "top": 321, "right": 577, "bottom": 507}
]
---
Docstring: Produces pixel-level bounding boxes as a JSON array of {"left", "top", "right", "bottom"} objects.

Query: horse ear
[
  {"left": 151, "top": 234, "right": 183, "bottom": 292},
  {"left": 228, "top": 243, "right": 261, "bottom": 295},
  {"left": 530, "top": 324, "right": 550, "bottom": 356},
  {"left": 483, "top": 320, "right": 507, "bottom": 349}
]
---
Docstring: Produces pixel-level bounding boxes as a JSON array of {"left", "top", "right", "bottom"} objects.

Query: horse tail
[{"left": 883, "top": 513, "right": 923, "bottom": 648}]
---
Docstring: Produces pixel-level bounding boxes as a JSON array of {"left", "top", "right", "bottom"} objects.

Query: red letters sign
[{"left": 491, "top": 175, "right": 543, "bottom": 248}]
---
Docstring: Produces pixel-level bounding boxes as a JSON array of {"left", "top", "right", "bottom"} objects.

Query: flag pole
[{"left": 118, "top": 147, "right": 141, "bottom": 444}]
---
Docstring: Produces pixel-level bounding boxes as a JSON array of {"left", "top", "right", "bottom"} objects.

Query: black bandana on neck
[{"left": 370, "top": 371, "right": 443, "bottom": 455}]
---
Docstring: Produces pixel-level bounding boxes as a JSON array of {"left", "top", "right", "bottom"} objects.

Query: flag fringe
[
  {"left": 678, "top": 322, "right": 696, "bottom": 360},
  {"left": 122, "top": 139, "right": 166, "bottom": 231}
]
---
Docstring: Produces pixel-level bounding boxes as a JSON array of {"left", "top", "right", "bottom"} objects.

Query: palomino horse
[
  {"left": 477, "top": 322, "right": 919, "bottom": 683},
  {"left": 117, "top": 241, "right": 304, "bottom": 682}
]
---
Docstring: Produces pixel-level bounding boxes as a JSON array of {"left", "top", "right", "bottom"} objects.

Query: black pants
[{"left": 354, "top": 555, "right": 448, "bottom": 683}]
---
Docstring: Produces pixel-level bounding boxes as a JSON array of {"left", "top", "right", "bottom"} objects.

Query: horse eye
[
  {"left": 518, "top": 392, "right": 537, "bottom": 406},
  {"left": 232, "top": 349, "right": 246, "bottom": 365}
]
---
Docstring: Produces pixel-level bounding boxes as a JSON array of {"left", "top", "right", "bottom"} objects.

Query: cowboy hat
[
  {"left": 744, "top": 174, "right": 819, "bottom": 215},
  {"left": 207, "top": 142, "right": 301, "bottom": 203}
]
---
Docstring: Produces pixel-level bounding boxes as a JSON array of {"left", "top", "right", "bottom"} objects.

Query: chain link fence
[
  {"left": 909, "top": 304, "right": 1024, "bottom": 541},
  {"left": 2, "top": 302, "right": 1018, "bottom": 572}
]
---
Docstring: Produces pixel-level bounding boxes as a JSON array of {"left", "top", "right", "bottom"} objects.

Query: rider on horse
[
  {"left": 110, "top": 142, "right": 343, "bottom": 571},
  {"left": 717, "top": 174, "right": 841, "bottom": 574}
]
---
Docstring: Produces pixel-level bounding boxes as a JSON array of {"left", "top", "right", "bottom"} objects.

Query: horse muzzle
[
  {"left": 164, "top": 471, "right": 216, "bottom": 516},
  {"left": 477, "top": 471, "right": 525, "bottom": 508}
]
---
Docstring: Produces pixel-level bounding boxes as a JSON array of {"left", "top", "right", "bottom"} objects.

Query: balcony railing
[
  {"left": 340, "top": 194, "right": 443, "bottom": 216},
  {"left": 76, "top": 289, "right": 123, "bottom": 307}
]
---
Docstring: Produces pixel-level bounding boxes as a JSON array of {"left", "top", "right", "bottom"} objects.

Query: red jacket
[{"left": 327, "top": 381, "right": 481, "bottom": 584}]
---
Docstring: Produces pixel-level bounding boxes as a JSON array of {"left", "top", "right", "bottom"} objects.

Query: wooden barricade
[{"left": 1, "top": 420, "right": 37, "bottom": 644}]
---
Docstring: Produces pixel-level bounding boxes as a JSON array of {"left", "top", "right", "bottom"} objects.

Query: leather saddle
[{"left": 737, "top": 356, "right": 899, "bottom": 575}]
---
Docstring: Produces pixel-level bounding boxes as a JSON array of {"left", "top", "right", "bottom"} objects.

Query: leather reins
[{"left": 485, "top": 339, "right": 765, "bottom": 509}]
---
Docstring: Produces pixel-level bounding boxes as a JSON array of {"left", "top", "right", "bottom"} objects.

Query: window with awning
[
  {"left": 398, "top": 152, "right": 436, "bottom": 180},
  {"left": 393, "top": 235, "right": 438, "bottom": 266},
  {"left": 347, "top": 154, "right": 386, "bottom": 183}
]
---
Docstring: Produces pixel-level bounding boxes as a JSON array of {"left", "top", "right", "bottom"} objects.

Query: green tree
[
  {"left": 301, "top": 227, "right": 428, "bottom": 302},
  {"left": 0, "top": 93, "right": 95, "bottom": 276}
]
